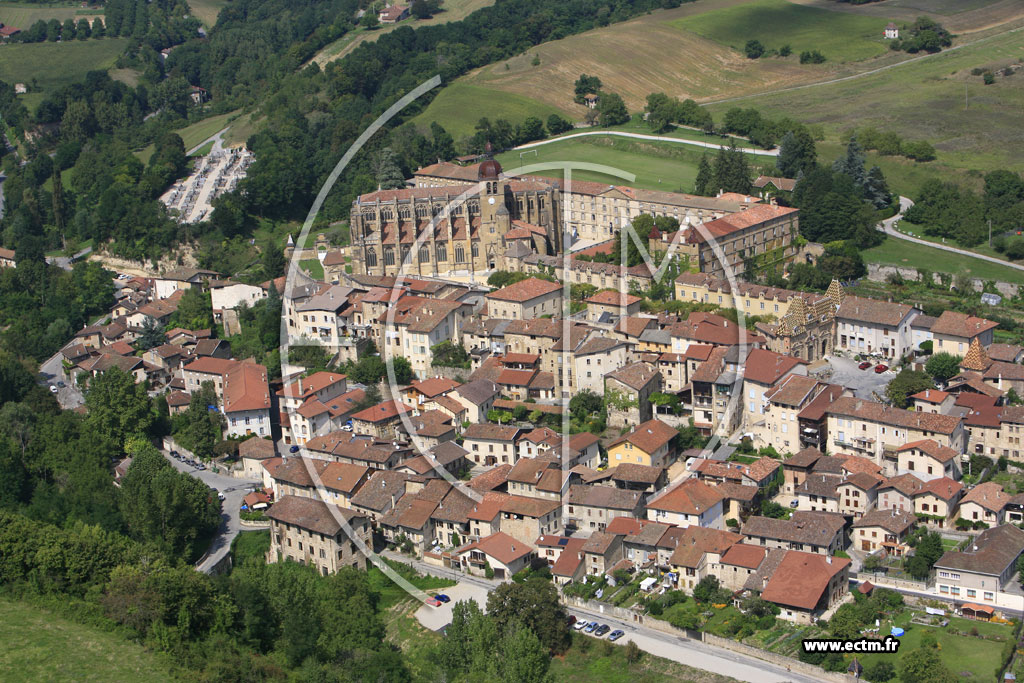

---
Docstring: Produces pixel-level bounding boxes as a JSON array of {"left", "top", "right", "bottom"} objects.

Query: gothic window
[
  {"left": 419, "top": 246, "right": 429, "bottom": 262},
  {"left": 517, "top": 198, "right": 524, "bottom": 212},
  {"left": 471, "top": 242, "right": 480, "bottom": 258},
  {"left": 455, "top": 245, "right": 466, "bottom": 263},
  {"left": 366, "top": 249, "right": 378, "bottom": 267},
  {"left": 380, "top": 207, "right": 393, "bottom": 221},
  {"left": 415, "top": 204, "right": 428, "bottom": 218},
  {"left": 383, "top": 248, "right": 395, "bottom": 267},
  {"left": 400, "top": 247, "right": 409, "bottom": 264},
  {"left": 469, "top": 201, "right": 479, "bottom": 214},
  {"left": 436, "top": 245, "right": 447, "bottom": 263},
  {"left": 399, "top": 206, "right": 411, "bottom": 220},
  {"left": 361, "top": 211, "right": 374, "bottom": 222}
]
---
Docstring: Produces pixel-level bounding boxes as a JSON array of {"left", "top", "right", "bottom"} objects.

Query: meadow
[
  {"left": 862, "top": 235, "right": 1024, "bottom": 282},
  {"left": 677, "top": 0, "right": 889, "bottom": 63},
  {"left": 410, "top": 81, "right": 565, "bottom": 141},
  {"left": 0, "top": 39, "right": 127, "bottom": 95},
  {"left": 0, "top": 2, "right": 102, "bottom": 27},
  {"left": 135, "top": 109, "right": 247, "bottom": 163},
  {"left": 187, "top": 0, "right": 228, "bottom": 28},
  {"left": 0, "top": 598, "right": 172, "bottom": 682}
]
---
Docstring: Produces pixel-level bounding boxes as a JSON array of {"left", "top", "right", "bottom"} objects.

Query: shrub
[
  {"left": 799, "top": 50, "right": 826, "bottom": 64},
  {"left": 745, "top": 39, "right": 765, "bottom": 59},
  {"left": 983, "top": 71, "right": 996, "bottom": 85}
]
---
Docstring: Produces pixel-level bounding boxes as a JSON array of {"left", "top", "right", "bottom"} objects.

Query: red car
[
  {"left": 858, "top": 361, "right": 873, "bottom": 370},
  {"left": 874, "top": 364, "right": 889, "bottom": 374},
  {"left": 425, "top": 597, "right": 442, "bottom": 607}
]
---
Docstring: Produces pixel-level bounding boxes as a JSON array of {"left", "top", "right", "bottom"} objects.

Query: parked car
[
  {"left": 858, "top": 361, "right": 873, "bottom": 370},
  {"left": 595, "top": 624, "right": 611, "bottom": 637},
  {"left": 57, "top": 381, "right": 65, "bottom": 388},
  {"left": 426, "top": 597, "right": 441, "bottom": 607},
  {"left": 217, "top": 492, "right": 226, "bottom": 501},
  {"left": 573, "top": 619, "right": 588, "bottom": 631},
  {"left": 567, "top": 615, "right": 576, "bottom": 626},
  {"left": 608, "top": 630, "right": 625, "bottom": 642},
  {"left": 789, "top": 499, "right": 799, "bottom": 508},
  {"left": 170, "top": 450, "right": 180, "bottom": 458},
  {"left": 585, "top": 622, "right": 598, "bottom": 633},
  {"left": 289, "top": 445, "right": 300, "bottom": 453},
  {"left": 434, "top": 594, "right": 451, "bottom": 603},
  {"left": 874, "top": 364, "right": 889, "bottom": 374},
  {"left": 49, "top": 385, "right": 58, "bottom": 393}
]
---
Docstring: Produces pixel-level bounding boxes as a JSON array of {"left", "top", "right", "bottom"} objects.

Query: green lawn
[
  {"left": 862, "top": 235, "right": 1024, "bottom": 282},
  {"left": 494, "top": 134, "right": 768, "bottom": 193},
  {"left": 231, "top": 529, "right": 270, "bottom": 567},
  {"left": 855, "top": 610, "right": 1010, "bottom": 680},
  {"left": 0, "top": 2, "right": 103, "bottom": 26},
  {"left": 706, "top": 25, "right": 1024, "bottom": 179},
  {"left": 300, "top": 258, "right": 324, "bottom": 280},
  {"left": 590, "top": 116, "right": 765, "bottom": 150},
  {"left": 1, "top": 38, "right": 128, "bottom": 97},
  {"left": 135, "top": 110, "right": 243, "bottom": 163},
  {"left": 0, "top": 598, "right": 172, "bottom": 682},
  {"left": 675, "top": 0, "right": 889, "bottom": 63},
  {"left": 187, "top": 0, "right": 228, "bottom": 28},
  {"left": 384, "top": 600, "right": 445, "bottom": 682},
  {"left": 411, "top": 81, "right": 566, "bottom": 141},
  {"left": 366, "top": 561, "right": 456, "bottom": 610}
]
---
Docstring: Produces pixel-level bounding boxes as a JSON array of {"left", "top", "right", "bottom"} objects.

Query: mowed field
[
  {"left": 493, "top": 135, "right": 769, "bottom": 194},
  {"left": 187, "top": 0, "right": 228, "bottom": 28},
  {"left": 0, "top": 2, "right": 102, "bottom": 27},
  {"left": 705, "top": 25, "right": 1024, "bottom": 175},
  {"left": 310, "top": 0, "right": 494, "bottom": 67},
  {"left": 0, "top": 599, "right": 172, "bottom": 682},
  {"left": 791, "top": 0, "right": 1024, "bottom": 34},
  {"left": 0, "top": 38, "right": 128, "bottom": 93},
  {"left": 678, "top": 0, "right": 889, "bottom": 63},
  {"left": 410, "top": 81, "right": 566, "bottom": 141}
]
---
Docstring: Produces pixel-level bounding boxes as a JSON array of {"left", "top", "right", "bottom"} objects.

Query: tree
[
  {"left": 84, "top": 368, "right": 155, "bottom": 448},
  {"left": 885, "top": 369, "right": 934, "bottom": 408},
  {"left": 546, "top": 114, "right": 573, "bottom": 136},
  {"left": 573, "top": 74, "right": 602, "bottom": 103},
  {"left": 711, "top": 142, "right": 752, "bottom": 195},
  {"left": 925, "top": 352, "right": 961, "bottom": 384},
  {"left": 744, "top": 40, "right": 765, "bottom": 59},
  {"left": 497, "top": 626, "right": 552, "bottom": 683},
  {"left": 777, "top": 129, "right": 817, "bottom": 178},
  {"left": 828, "top": 602, "right": 863, "bottom": 639},
  {"left": 370, "top": 147, "right": 405, "bottom": 190},
  {"left": 430, "top": 122, "right": 455, "bottom": 161},
  {"left": 832, "top": 137, "right": 867, "bottom": 189},
  {"left": 360, "top": 11, "right": 380, "bottom": 29},
  {"left": 411, "top": 0, "right": 432, "bottom": 19},
  {"left": 171, "top": 381, "right": 222, "bottom": 459},
  {"left": 865, "top": 661, "right": 895, "bottom": 683},
  {"left": 170, "top": 287, "right": 214, "bottom": 331},
  {"left": 624, "top": 639, "right": 641, "bottom": 663},
  {"left": 692, "top": 575, "right": 722, "bottom": 603},
  {"left": 899, "top": 646, "right": 955, "bottom": 683},
  {"left": 486, "top": 578, "right": 570, "bottom": 654},
  {"left": 516, "top": 117, "right": 545, "bottom": 145},
  {"left": 137, "top": 316, "right": 166, "bottom": 351},
  {"left": 694, "top": 155, "right": 713, "bottom": 196},
  {"left": 597, "top": 92, "right": 629, "bottom": 127}
]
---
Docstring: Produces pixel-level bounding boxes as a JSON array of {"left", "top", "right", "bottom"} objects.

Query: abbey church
[{"left": 349, "top": 148, "right": 562, "bottom": 277}]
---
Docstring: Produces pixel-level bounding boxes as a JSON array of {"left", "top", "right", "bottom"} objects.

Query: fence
[
  {"left": 854, "top": 571, "right": 929, "bottom": 592},
  {"left": 562, "top": 595, "right": 848, "bottom": 681}
]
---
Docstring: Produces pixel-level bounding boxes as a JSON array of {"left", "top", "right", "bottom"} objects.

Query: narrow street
[{"left": 161, "top": 448, "right": 263, "bottom": 573}]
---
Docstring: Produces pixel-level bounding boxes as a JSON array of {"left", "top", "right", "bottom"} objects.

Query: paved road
[
  {"left": 46, "top": 246, "right": 93, "bottom": 271},
  {"left": 389, "top": 553, "right": 815, "bottom": 683},
  {"left": 879, "top": 195, "right": 1024, "bottom": 275},
  {"left": 161, "top": 449, "right": 263, "bottom": 573},
  {"left": 187, "top": 127, "right": 228, "bottom": 156},
  {"left": 513, "top": 129, "right": 780, "bottom": 157},
  {"left": 38, "top": 347, "right": 84, "bottom": 409}
]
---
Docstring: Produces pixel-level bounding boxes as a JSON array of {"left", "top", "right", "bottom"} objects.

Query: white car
[{"left": 49, "top": 385, "right": 58, "bottom": 394}]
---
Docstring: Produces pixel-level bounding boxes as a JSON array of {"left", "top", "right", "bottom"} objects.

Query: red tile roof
[
  {"left": 485, "top": 277, "right": 561, "bottom": 303},
  {"left": 742, "top": 349, "right": 806, "bottom": 385},
  {"left": 351, "top": 400, "right": 408, "bottom": 423},
  {"left": 761, "top": 551, "right": 849, "bottom": 611}
]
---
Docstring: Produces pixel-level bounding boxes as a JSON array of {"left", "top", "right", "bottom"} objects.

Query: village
[{"left": 19, "top": 150, "right": 1024, "bottom": 681}]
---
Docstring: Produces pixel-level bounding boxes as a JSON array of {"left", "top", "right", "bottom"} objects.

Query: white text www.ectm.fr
[{"left": 802, "top": 637, "right": 900, "bottom": 654}]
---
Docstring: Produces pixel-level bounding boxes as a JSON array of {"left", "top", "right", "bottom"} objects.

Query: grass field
[
  {"left": 0, "top": 2, "right": 102, "bottom": 27},
  {"left": 310, "top": 0, "right": 494, "bottom": 67},
  {"left": 136, "top": 110, "right": 244, "bottom": 163},
  {"left": 678, "top": 0, "right": 889, "bottom": 63},
  {"left": 301, "top": 258, "right": 324, "bottom": 280},
  {"left": 706, "top": 24, "right": 1024, "bottom": 176},
  {"left": 411, "top": 81, "right": 566, "bottom": 140},
  {"left": 862, "top": 235, "right": 1024, "bottom": 281},
  {"left": 791, "top": 0, "right": 1024, "bottom": 33},
  {"left": 1, "top": 38, "right": 127, "bottom": 95},
  {"left": 187, "top": 0, "right": 228, "bottom": 28},
  {"left": 0, "top": 598, "right": 171, "bottom": 682},
  {"left": 854, "top": 611, "right": 1010, "bottom": 680},
  {"left": 494, "top": 134, "right": 768, "bottom": 193}
]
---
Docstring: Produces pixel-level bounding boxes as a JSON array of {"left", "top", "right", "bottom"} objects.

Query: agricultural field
[
  {"left": 187, "top": 0, "right": 228, "bottom": 28},
  {"left": 791, "top": 0, "right": 1024, "bottom": 34},
  {"left": 705, "top": 22, "right": 1024, "bottom": 176},
  {"left": 309, "top": 0, "right": 494, "bottom": 67},
  {"left": 410, "top": 81, "right": 566, "bottom": 141},
  {"left": 677, "top": 0, "right": 889, "bottom": 63},
  {"left": 493, "top": 134, "right": 768, "bottom": 194},
  {"left": 0, "top": 2, "right": 102, "bottom": 28},
  {"left": 0, "top": 38, "right": 127, "bottom": 97},
  {"left": 0, "top": 598, "right": 172, "bottom": 682}
]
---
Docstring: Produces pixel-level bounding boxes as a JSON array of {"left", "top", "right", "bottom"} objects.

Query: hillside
[{"left": 0, "top": 599, "right": 172, "bottom": 682}]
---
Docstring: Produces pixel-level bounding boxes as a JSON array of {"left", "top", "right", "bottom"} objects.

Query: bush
[
  {"left": 865, "top": 661, "right": 895, "bottom": 682},
  {"left": 624, "top": 639, "right": 641, "bottom": 663},
  {"left": 745, "top": 39, "right": 765, "bottom": 59},
  {"left": 799, "top": 50, "right": 826, "bottom": 64},
  {"left": 984, "top": 71, "right": 996, "bottom": 85}
]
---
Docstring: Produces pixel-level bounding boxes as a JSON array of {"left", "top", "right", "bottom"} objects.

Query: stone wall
[{"left": 866, "top": 263, "right": 1021, "bottom": 298}]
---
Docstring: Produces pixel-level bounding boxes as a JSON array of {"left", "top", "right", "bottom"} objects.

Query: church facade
[{"left": 349, "top": 152, "right": 561, "bottom": 277}]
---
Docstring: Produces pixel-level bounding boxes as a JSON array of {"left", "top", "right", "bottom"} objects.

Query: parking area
[
  {"left": 413, "top": 580, "right": 490, "bottom": 632},
  {"left": 824, "top": 355, "right": 894, "bottom": 400}
]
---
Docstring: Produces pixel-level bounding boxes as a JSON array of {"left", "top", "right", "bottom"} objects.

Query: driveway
[
  {"left": 825, "top": 356, "right": 893, "bottom": 401},
  {"left": 38, "top": 351, "right": 84, "bottom": 409},
  {"left": 414, "top": 580, "right": 490, "bottom": 632},
  {"left": 161, "top": 449, "right": 262, "bottom": 573}
]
